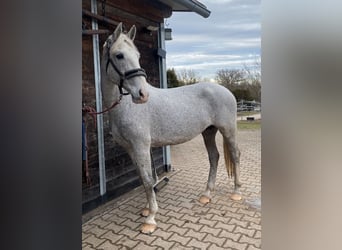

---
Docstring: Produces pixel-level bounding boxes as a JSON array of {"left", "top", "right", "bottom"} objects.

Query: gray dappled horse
[{"left": 101, "top": 23, "right": 242, "bottom": 234}]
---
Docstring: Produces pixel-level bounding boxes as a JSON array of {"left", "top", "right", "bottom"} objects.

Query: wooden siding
[{"left": 82, "top": 0, "right": 171, "bottom": 210}]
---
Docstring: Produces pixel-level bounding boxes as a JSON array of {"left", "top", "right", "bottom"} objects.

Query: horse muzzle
[{"left": 132, "top": 89, "right": 149, "bottom": 104}]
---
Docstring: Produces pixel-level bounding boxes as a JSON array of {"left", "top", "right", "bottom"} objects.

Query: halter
[{"left": 106, "top": 56, "right": 147, "bottom": 95}]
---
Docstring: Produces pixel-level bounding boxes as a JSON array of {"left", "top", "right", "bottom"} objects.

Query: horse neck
[{"left": 101, "top": 65, "right": 121, "bottom": 108}]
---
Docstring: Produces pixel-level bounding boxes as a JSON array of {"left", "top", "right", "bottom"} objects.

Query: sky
[{"left": 165, "top": 0, "right": 261, "bottom": 81}]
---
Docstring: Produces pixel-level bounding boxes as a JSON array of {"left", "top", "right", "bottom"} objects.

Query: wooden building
[{"left": 82, "top": 0, "right": 210, "bottom": 213}]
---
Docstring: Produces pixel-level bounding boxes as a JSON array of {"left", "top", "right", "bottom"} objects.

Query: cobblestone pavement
[{"left": 82, "top": 129, "right": 261, "bottom": 249}]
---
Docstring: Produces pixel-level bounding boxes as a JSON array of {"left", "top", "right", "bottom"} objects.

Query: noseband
[{"left": 106, "top": 56, "right": 147, "bottom": 95}]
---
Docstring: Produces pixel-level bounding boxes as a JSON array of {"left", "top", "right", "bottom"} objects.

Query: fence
[{"left": 237, "top": 100, "right": 261, "bottom": 112}]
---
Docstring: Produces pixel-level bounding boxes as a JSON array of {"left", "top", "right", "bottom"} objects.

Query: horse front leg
[{"left": 130, "top": 147, "right": 158, "bottom": 234}]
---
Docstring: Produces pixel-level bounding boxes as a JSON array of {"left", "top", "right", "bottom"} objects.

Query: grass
[{"left": 237, "top": 119, "right": 261, "bottom": 130}]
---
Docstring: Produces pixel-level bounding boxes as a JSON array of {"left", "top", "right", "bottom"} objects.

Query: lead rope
[
  {"left": 82, "top": 94, "right": 123, "bottom": 128},
  {"left": 82, "top": 94, "right": 122, "bottom": 187}
]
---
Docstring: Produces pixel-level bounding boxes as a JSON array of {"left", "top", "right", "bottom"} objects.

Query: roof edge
[{"left": 171, "top": 0, "right": 211, "bottom": 18}]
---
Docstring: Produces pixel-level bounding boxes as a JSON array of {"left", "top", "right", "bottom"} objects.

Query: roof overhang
[{"left": 158, "top": 0, "right": 211, "bottom": 18}]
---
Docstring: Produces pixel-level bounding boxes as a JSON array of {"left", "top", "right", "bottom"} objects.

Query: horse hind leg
[
  {"left": 199, "top": 126, "right": 219, "bottom": 204},
  {"left": 221, "top": 130, "right": 243, "bottom": 200}
]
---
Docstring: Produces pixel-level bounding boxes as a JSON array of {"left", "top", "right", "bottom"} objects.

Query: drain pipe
[
  {"left": 158, "top": 22, "right": 172, "bottom": 172},
  {"left": 91, "top": 0, "right": 106, "bottom": 196}
]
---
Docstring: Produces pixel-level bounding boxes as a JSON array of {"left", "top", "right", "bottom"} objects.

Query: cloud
[{"left": 165, "top": 0, "right": 261, "bottom": 79}]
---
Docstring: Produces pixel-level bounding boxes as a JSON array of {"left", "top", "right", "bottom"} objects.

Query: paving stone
[
  {"left": 82, "top": 232, "right": 91, "bottom": 241},
  {"left": 198, "top": 217, "right": 217, "bottom": 227},
  {"left": 254, "top": 230, "right": 261, "bottom": 238},
  {"left": 82, "top": 244, "right": 96, "bottom": 250},
  {"left": 104, "top": 222, "right": 125, "bottom": 233},
  {"left": 168, "top": 225, "right": 189, "bottom": 236},
  {"left": 182, "top": 221, "right": 203, "bottom": 231},
  {"left": 97, "top": 240, "right": 118, "bottom": 250},
  {"left": 181, "top": 213, "right": 200, "bottom": 223},
  {"left": 110, "top": 209, "right": 128, "bottom": 218},
  {"left": 157, "top": 214, "right": 171, "bottom": 223},
  {"left": 207, "top": 207, "right": 227, "bottom": 216},
  {"left": 242, "top": 215, "right": 261, "bottom": 225},
  {"left": 83, "top": 234, "right": 106, "bottom": 248},
  {"left": 186, "top": 238, "right": 211, "bottom": 249},
  {"left": 167, "top": 210, "right": 184, "bottom": 219},
  {"left": 201, "top": 225, "right": 222, "bottom": 236},
  {"left": 208, "top": 244, "right": 231, "bottom": 250},
  {"left": 157, "top": 221, "right": 172, "bottom": 231},
  {"left": 214, "top": 221, "right": 236, "bottom": 232},
  {"left": 123, "top": 204, "right": 141, "bottom": 214},
  {"left": 203, "top": 233, "right": 226, "bottom": 247},
  {"left": 237, "top": 208, "right": 256, "bottom": 217},
  {"left": 134, "top": 233, "right": 157, "bottom": 245},
  {"left": 115, "top": 235, "right": 139, "bottom": 249},
  {"left": 121, "top": 211, "right": 141, "bottom": 222},
  {"left": 168, "top": 233, "right": 191, "bottom": 246},
  {"left": 87, "top": 225, "right": 108, "bottom": 238},
  {"left": 248, "top": 222, "right": 261, "bottom": 231},
  {"left": 223, "top": 238, "right": 248, "bottom": 250},
  {"left": 151, "top": 237, "right": 175, "bottom": 249},
  {"left": 119, "top": 227, "right": 140, "bottom": 238},
  {"left": 219, "top": 230, "right": 242, "bottom": 242},
  {"left": 234, "top": 225, "right": 256, "bottom": 237},
  {"left": 165, "top": 204, "right": 183, "bottom": 212},
  {"left": 171, "top": 242, "right": 194, "bottom": 250},
  {"left": 106, "top": 214, "right": 128, "bottom": 225},
  {"left": 168, "top": 217, "right": 186, "bottom": 227},
  {"left": 239, "top": 235, "right": 261, "bottom": 248},
  {"left": 246, "top": 245, "right": 261, "bottom": 250},
  {"left": 135, "top": 242, "right": 158, "bottom": 250},
  {"left": 82, "top": 223, "right": 95, "bottom": 232},
  {"left": 119, "top": 218, "right": 140, "bottom": 230},
  {"left": 152, "top": 228, "right": 174, "bottom": 241},
  {"left": 229, "top": 218, "right": 249, "bottom": 228},
  {"left": 82, "top": 242, "right": 90, "bottom": 248},
  {"left": 184, "top": 229, "right": 207, "bottom": 241},
  {"left": 88, "top": 217, "right": 112, "bottom": 228},
  {"left": 99, "top": 230, "right": 123, "bottom": 244}
]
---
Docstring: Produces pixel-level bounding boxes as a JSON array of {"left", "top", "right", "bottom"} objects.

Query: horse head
[{"left": 103, "top": 23, "right": 149, "bottom": 104}]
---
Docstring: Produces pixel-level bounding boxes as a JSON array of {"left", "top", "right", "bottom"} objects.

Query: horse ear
[
  {"left": 127, "top": 25, "right": 136, "bottom": 41},
  {"left": 113, "top": 22, "right": 123, "bottom": 40},
  {"left": 104, "top": 34, "right": 113, "bottom": 51}
]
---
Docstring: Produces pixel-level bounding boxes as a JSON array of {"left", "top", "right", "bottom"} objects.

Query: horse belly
[{"left": 150, "top": 117, "right": 210, "bottom": 147}]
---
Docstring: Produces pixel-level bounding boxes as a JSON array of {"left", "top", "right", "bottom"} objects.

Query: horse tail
[{"left": 223, "top": 138, "right": 235, "bottom": 178}]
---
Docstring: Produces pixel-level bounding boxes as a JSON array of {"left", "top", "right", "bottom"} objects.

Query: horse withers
[{"left": 100, "top": 23, "right": 242, "bottom": 234}]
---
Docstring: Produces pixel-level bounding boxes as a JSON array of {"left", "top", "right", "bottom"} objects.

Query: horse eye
[{"left": 116, "top": 53, "right": 124, "bottom": 60}]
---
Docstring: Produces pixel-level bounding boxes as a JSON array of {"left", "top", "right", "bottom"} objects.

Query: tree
[
  {"left": 243, "top": 59, "right": 261, "bottom": 102},
  {"left": 215, "top": 69, "right": 245, "bottom": 91},
  {"left": 167, "top": 68, "right": 180, "bottom": 88},
  {"left": 177, "top": 69, "right": 200, "bottom": 85}
]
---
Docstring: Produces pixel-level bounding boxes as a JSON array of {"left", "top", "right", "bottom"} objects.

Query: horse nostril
[{"left": 139, "top": 89, "right": 145, "bottom": 98}]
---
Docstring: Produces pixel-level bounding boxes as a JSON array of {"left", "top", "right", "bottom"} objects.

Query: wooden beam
[
  {"left": 82, "top": 29, "right": 110, "bottom": 35},
  {"left": 82, "top": 9, "right": 119, "bottom": 27}
]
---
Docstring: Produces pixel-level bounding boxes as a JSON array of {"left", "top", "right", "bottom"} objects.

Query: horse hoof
[
  {"left": 230, "top": 193, "right": 242, "bottom": 201},
  {"left": 140, "top": 223, "right": 157, "bottom": 234},
  {"left": 199, "top": 195, "right": 211, "bottom": 204},
  {"left": 141, "top": 208, "right": 150, "bottom": 217}
]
